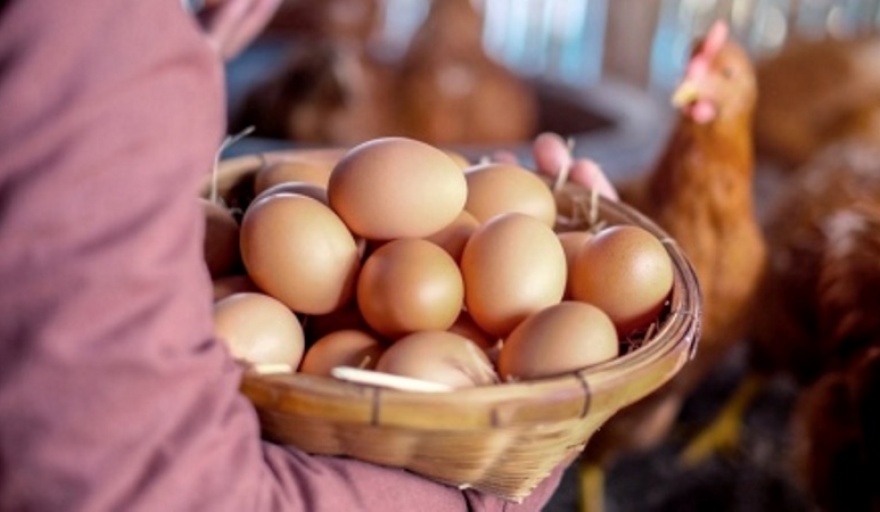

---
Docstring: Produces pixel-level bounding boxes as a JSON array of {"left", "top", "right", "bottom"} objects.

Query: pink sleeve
[{"left": 0, "top": 1, "right": 566, "bottom": 510}]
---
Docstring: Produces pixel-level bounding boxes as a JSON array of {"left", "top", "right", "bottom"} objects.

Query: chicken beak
[{"left": 672, "top": 80, "right": 700, "bottom": 108}]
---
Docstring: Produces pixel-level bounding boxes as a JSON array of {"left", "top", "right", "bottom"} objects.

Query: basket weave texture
[{"left": 208, "top": 151, "right": 702, "bottom": 502}]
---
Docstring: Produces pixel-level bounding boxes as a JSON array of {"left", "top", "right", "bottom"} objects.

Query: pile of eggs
[{"left": 205, "top": 136, "right": 674, "bottom": 391}]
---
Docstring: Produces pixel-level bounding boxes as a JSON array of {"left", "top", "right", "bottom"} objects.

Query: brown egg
[
  {"left": 212, "top": 274, "right": 258, "bottom": 302},
  {"left": 498, "top": 301, "right": 619, "bottom": 381},
  {"left": 375, "top": 331, "right": 498, "bottom": 388},
  {"left": 253, "top": 181, "right": 328, "bottom": 205},
  {"left": 464, "top": 162, "right": 557, "bottom": 227},
  {"left": 448, "top": 310, "right": 501, "bottom": 362},
  {"left": 202, "top": 198, "right": 241, "bottom": 279},
  {"left": 357, "top": 238, "right": 464, "bottom": 338},
  {"left": 213, "top": 292, "right": 305, "bottom": 368},
  {"left": 253, "top": 158, "right": 334, "bottom": 196},
  {"left": 570, "top": 225, "right": 673, "bottom": 336},
  {"left": 460, "top": 212, "right": 567, "bottom": 337},
  {"left": 240, "top": 193, "right": 360, "bottom": 315},
  {"left": 558, "top": 230, "right": 594, "bottom": 299},
  {"left": 300, "top": 329, "right": 385, "bottom": 377},
  {"left": 424, "top": 210, "right": 480, "bottom": 262},
  {"left": 328, "top": 137, "right": 467, "bottom": 239},
  {"left": 444, "top": 149, "right": 471, "bottom": 170}
]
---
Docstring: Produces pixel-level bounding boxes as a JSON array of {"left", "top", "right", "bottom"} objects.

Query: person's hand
[
  {"left": 495, "top": 132, "right": 619, "bottom": 201},
  {"left": 531, "top": 132, "right": 619, "bottom": 201},
  {"left": 196, "top": 0, "right": 282, "bottom": 61}
]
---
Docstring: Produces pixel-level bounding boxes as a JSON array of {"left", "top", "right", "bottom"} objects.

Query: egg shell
[
  {"left": 424, "top": 209, "right": 480, "bottom": 262},
  {"left": 558, "top": 230, "right": 594, "bottom": 299},
  {"left": 448, "top": 310, "right": 501, "bottom": 363},
  {"left": 328, "top": 137, "right": 467, "bottom": 239},
  {"left": 202, "top": 198, "right": 242, "bottom": 279},
  {"left": 464, "top": 162, "right": 557, "bottom": 227},
  {"left": 460, "top": 212, "right": 567, "bottom": 337},
  {"left": 300, "top": 329, "right": 386, "bottom": 377},
  {"left": 213, "top": 292, "right": 305, "bottom": 367},
  {"left": 498, "top": 301, "right": 619, "bottom": 381},
  {"left": 253, "top": 155, "right": 339, "bottom": 195},
  {"left": 570, "top": 225, "right": 673, "bottom": 336},
  {"left": 240, "top": 193, "right": 360, "bottom": 315},
  {"left": 444, "top": 149, "right": 471, "bottom": 170},
  {"left": 357, "top": 238, "right": 464, "bottom": 339},
  {"left": 375, "top": 331, "right": 498, "bottom": 388},
  {"left": 253, "top": 181, "right": 329, "bottom": 205}
]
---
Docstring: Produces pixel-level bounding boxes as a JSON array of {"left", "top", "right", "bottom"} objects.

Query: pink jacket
[{"left": 0, "top": 1, "right": 565, "bottom": 510}]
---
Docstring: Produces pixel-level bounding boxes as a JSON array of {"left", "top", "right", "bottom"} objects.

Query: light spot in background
[
  {"left": 678, "top": 0, "right": 715, "bottom": 27},
  {"left": 376, "top": 0, "right": 599, "bottom": 87},
  {"left": 826, "top": 5, "right": 849, "bottom": 37},
  {"left": 823, "top": 209, "right": 866, "bottom": 261},
  {"left": 752, "top": 4, "right": 788, "bottom": 54}
]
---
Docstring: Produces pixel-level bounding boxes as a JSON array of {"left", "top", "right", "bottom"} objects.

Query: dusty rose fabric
[{"left": 0, "top": 1, "right": 566, "bottom": 510}]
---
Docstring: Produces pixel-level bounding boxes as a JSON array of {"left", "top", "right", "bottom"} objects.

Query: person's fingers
[
  {"left": 531, "top": 132, "right": 619, "bottom": 201},
  {"left": 531, "top": 132, "right": 572, "bottom": 177},
  {"left": 490, "top": 150, "right": 519, "bottom": 165},
  {"left": 491, "top": 132, "right": 619, "bottom": 201},
  {"left": 220, "top": 0, "right": 281, "bottom": 59},
  {"left": 201, "top": 0, "right": 281, "bottom": 60},
  {"left": 569, "top": 159, "right": 619, "bottom": 201},
  {"left": 201, "top": 0, "right": 249, "bottom": 56}
]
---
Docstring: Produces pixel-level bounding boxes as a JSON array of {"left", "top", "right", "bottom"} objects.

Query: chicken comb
[
  {"left": 701, "top": 20, "right": 729, "bottom": 60},
  {"left": 684, "top": 20, "right": 729, "bottom": 80}
]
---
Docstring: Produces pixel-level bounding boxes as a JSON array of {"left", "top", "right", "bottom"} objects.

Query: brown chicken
[
  {"left": 624, "top": 21, "right": 765, "bottom": 394},
  {"left": 230, "top": 39, "right": 399, "bottom": 145},
  {"left": 754, "top": 34, "right": 880, "bottom": 170},
  {"left": 389, "top": 0, "right": 538, "bottom": 146},
  {"left": 230, "top": 0, "right": 399, "bottom": 146},
  {"left": 749, "top": 140, "right": 880, "bottom": 511},
  {"left": 235, "top": 0, "right": 537, "bottom": 148},
  {"left": 580, "top": 21, "right": 767, "bottom": 511},
  {"left": 794, "top": 347, "right": 880, "bottom": 512}
]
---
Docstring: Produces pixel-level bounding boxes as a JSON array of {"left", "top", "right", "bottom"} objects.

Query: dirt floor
[{"left": 543, "top": 344, "right": 820, "bottom": 512}]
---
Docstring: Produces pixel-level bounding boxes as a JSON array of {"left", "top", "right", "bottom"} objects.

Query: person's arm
[{"left": 0, "top": 1, "right": 565, "bottom": 510}]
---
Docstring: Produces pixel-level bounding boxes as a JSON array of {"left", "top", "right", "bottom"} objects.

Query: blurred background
[
  {"left": 224, "top": 0, "right": 880, "bottom": 177},
  {"left": 222, "top": 1, "right": 880, "bottom": 511}
]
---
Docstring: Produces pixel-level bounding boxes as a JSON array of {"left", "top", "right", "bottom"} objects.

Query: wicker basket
[{"left": 205, "top": 150, "right": 702, "bottom": 502}]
